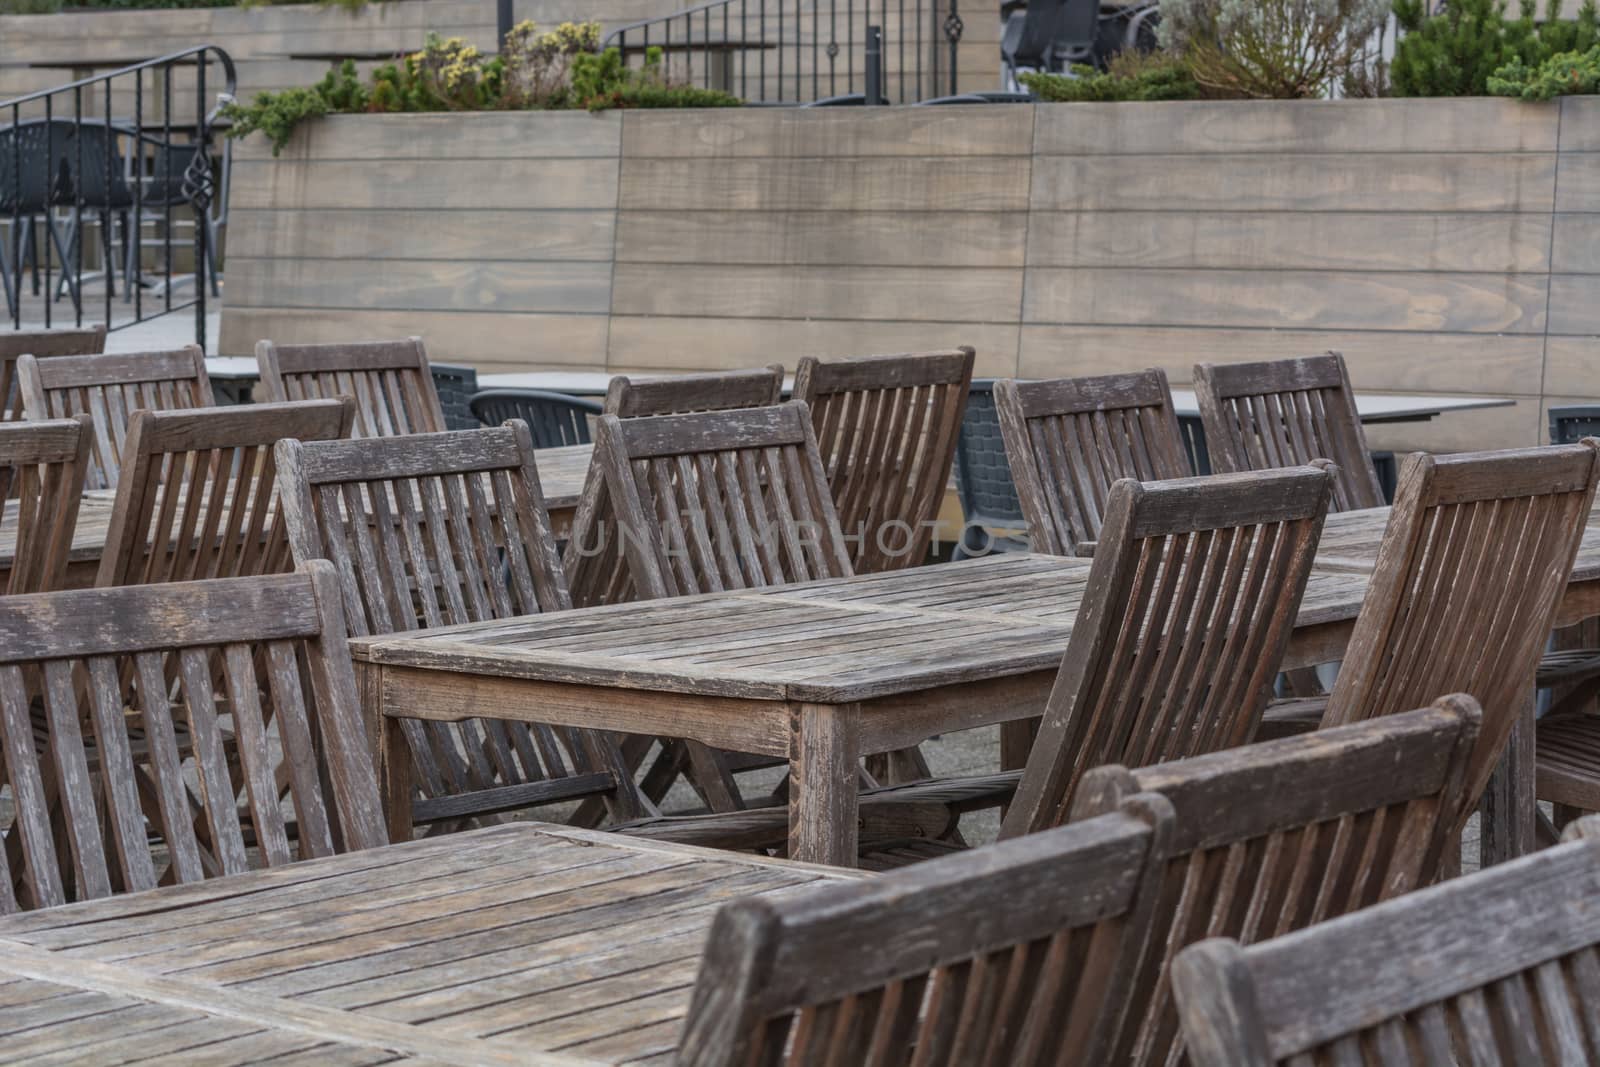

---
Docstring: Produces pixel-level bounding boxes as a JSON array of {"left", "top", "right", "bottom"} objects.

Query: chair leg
[
  {"left": 204, "top": 214, "right": 221, "bottom": 297},
  {"left": 0, "top": 226, "right": 15, "bottom": 319},
  {"left": 48, "top": 216, "right": 82, "bottom": 311},
  {"left": 25, "top": 222, "right": 39, "bottom": 296}
]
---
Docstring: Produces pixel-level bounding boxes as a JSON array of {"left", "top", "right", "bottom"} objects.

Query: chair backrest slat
[
  {"left": 604, "top": 365, "right": 784, "bottom": 418},
  {"left": 1323, "top": 441, "right": 1600, "bottom": 820},
  {"left": 96, "top": 399, "right": 354, "bottom": 588},
  {"left": 0, "top": 416, "right": 92, "bottom": 594},
  {"left": 1001, "top": 464, "right": 1336, "bottom": 839},
  {"left": 578, "top": 402, "right": 852, "bottom": 600},
  {"left": 1073, "top": 697, "right": 1482, "bottom": 1067},
  {"left": 0, "top": 564, "right": 384, "bottom": 912},
  {"left": 17, "top": 346, "right": 212, "bottom": 490},
  {"left": 677, "top": 803, "right": 1173, "bottom": 1066},
  {"left": 1193, "top": 353, "right": 1384, "bottom": 512},
  {"left": 996, "top": 369, "right": 1190, "bottom": 556},
  {"left": 1173, "top": 815, "right": 1600, "bottom": 1067},
  {"left": 794, "top": 348, "right": 974, "bottom": 573},
  {"left": 277, "top": 423, "right": 624, "bottom": 809},
  {"left": 0, "top": 325, "right": 106, "bottom": 421},
  {"left": 256, "top": 337, "right": 444, "bottom": 439}
]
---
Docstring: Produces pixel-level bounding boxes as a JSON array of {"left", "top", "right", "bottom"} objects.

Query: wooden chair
[
  {"left": 593, "top": 401, "right": 852, "bottom": 600},
  {"left": 794, "top": 348, "right": 974, "bottom": 573},
  {"left": 0, "top": 324, "right": 105, "bottom": 420},
  {"left": 1193, "top": 352, "right": 1384, "bottom": 513},
  {"left": 1262, "top": 443, "right": 1600, "bottom": 839},
  {"left": 676, "top": 799, "right": 1171, "bottom": 1066},
  {"left": 995, "top": 368, "right": 1189, "bottom": 557},
  {"left": 0, "top": 563, "right": 386, "bottom": 910},
  {"left": 16, "top": 345, "right": 213, "bottom": 490},
  {"left": 604, "top": 365, "right": 784, "bottom": 418},
  {"left": 1172, "top": 814, "right": 1600, "bottom": 1067},
  {"left": 620, "top": 464, "right": 1336, "bottom": 858},
  {"left": 255, "top": 337, "right": 445, "bottom": 438},
  {"left": 563, "top": 366, "right": 788, "bottom": 610},
  {"left": 1075, "top": 696, "right": 1481, "bottom": 1067},
  {"left": 276, "top": 422, "right": 649, "bottom": 831},
  {"left": 0, "top": 416, "right": 92, "bottom": 595},
  {"left": 95, "top": 399, "right": 354, "bottom": 589}
]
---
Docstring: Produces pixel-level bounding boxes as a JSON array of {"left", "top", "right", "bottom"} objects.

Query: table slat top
[
  {"left": 351, "top": 553, "right": 1373, "bottom": 704},
  {"left": 0, "top": 823, "right": 852, "bottom": 1066}
]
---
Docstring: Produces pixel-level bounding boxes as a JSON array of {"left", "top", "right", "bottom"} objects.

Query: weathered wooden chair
[
  {"left": 620, "top": 464, "right": 1336, "bottom": 859},
  {"left": 675, "top": 799, "right": 1171, "bottom": 1066},
  {"left": 0, "top": 324, "right": 105, "bottom": 420},
  {"left": 275, "top": 422, "right": 649, "bottom": 833},
  {"left": 0, "top": 564, "right": 386, "bottom": 909},
  {"left": 1260, "top": 443, "right": 1600, "bottom": 847},
  {"left": 0, "top": 416, "right": 92, "bottom": 595},
  {"left": 255, "top": 337, "right": 445, "bottom": 438},
  {"left": 95, "top": 399, "right": 354, "bottom": 589},
  {"left": 1173, "top": 814, "right": 1600, "bottom": 1067},
  {"left": 564, "top": 365, "right": 788, "bottom": 609},
  {"left": 1076, "top": 696, "right": 1481, "bottom": 1067},
  {"left": 995, "top": 368, "right": 1189, "bottom": 557},
  {"left": 16, "top": 345, "right": 213, "bottom": 490},
  {"left": 794, "top": 348, "right": 974, "bottom": 573},
  {"left": 1193, "top": 352, "right": 1384, "bottom": 513}
]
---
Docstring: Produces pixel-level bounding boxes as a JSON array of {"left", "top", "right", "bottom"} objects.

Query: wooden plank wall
[{"left": 222, "top": 99, "right": 1600, "bottom": 451}]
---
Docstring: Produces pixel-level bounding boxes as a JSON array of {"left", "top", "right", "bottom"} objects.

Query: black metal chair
[
  {"left": 1001, "top": 0, "right": 1101, "bottom": 90},
  {"left": 952, "top": 379, "right": 1029, "bottom": 560},
  {"left": 469, "top": 388, "right": 602, "bottom": 447},
  {"left": 125, "top": 133, "right": 224, "bottom": 300},
  {"left": 1541, "top": 405, "right": 1600, "bottom": 725},
  {"left": 0, "top": 119, "right": 90, "bottom": 315},
  {"left": 1552, "top": 405, "right": 1600, "bottom": 445}
]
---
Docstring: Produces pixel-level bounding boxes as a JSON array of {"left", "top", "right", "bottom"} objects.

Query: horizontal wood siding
[{"left": 223, "top": 98, "right": 1600, "bottom": 450}]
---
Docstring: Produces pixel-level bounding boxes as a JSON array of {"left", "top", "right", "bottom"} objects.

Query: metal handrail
[
  {"left": 1, "top": 45, "right": 237, "bottom": 350},
  {"left": 600, "top": 0, "right": 961, "bottom": 103}
]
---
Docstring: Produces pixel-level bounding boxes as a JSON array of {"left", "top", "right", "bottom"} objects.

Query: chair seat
[
  {"left": 1536, "top": 715, "right": 1600, "bottom": 811},
  {"left": 1254, "top": 696, "right": 1326, "bottom": 741},
  {"left": 1538, "top": 648, "right": 1600, "bottom": 687}
]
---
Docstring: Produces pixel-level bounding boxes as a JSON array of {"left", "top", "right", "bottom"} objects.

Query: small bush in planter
[
  {"left": 1020, "top": 51, "right": 1201, "bottom": 101},
  {"left": 1156, "top": 0, "right": 1391, "bottom": 98},
  {"left": 1489, "top": 43, "right": 1600, "bottom": 98},
  {"left": 1390, "top": 0, "right": 1599, "bottom": 97}
]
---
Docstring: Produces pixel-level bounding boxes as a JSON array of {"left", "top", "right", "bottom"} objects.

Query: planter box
[{"left": 221, "top": 99, "right": 1600, "bottom": 451}]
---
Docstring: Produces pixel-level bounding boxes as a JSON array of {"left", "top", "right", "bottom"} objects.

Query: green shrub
[
  {"left": 223, "top": 26, "right": 740, "bottom": 153},
  {"left": 1020, "top": 53, "right": 1200, "bottom": 102},
  {"left": 0, "top": 0, "right": 64, "bottom": 13},
  {"left": 1157, "top": 0, "right": 1391, "bottom": 98},
  {"left": 1391, "top": 0, "right": 1599, "bottom": 96},
  {"left": 1489, "top": 42, "right": 1600, "bottom": 97}
]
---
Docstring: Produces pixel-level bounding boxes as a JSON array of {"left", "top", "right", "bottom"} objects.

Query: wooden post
[{"left": 788, "top": 702, "right": 860, "bottom": 866}]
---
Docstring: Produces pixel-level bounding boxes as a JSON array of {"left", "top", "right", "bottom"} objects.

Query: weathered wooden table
[
  {"left": 352, "top": 553, "right": 1372, "bottom": 866},
  {"left": 0, "top": 823, "right": 851, "bottom": 1066},
  {"left": 0, "top": 445, "right": 594, "bottom": 589}
]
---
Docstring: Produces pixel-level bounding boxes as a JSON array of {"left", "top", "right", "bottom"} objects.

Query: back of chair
[
  {"left": 469, "top": 389, "right": 601, "bottom": 447},
  {"left": 604, "top": 365, "right": 784, "bottom": 418},
  {"left": 277, "top": 421, "right": 571, "bottom": 636},
  {"left": 1001, "top": 464, "right": 1335, "bottom": 839},
  {"left": 1173, "top": 815, "right": 1600, "bottom": 1067},
  {"left": 0, "top": 416, "right": 91, "bottom": 595},
  {"left": 1193, "top": 353, "right": 1384, "bottom": 512},
  {"left": 794, "top": 348, "right": 974, "bottom": 573},
  {"left": 17, "top": 346, "right": 213, "bottom": 490},
  {"left": 1325, "top": 441, "right": 1600, "bottom": 817},
  {"left": 0, "top": 325, "right": 106, "bottom": 420},
  {"left": 0, "top": 564, "right": 385, "bottom": 911},
  {"left": 584, "top": 402, "right": 852, "bottom": 600},
  {"left": 1074, "top": 697, "right": 1481, "bottom": 1067},
  {"left": 96, "top": 399, "right": 354, "bottom": 589},
  {"left": 677, "top": 802, "right": 1172, "bottom": 1066},
  {"left": 256, "top": 337, "right": 444, "bottom": 438},
  {"left": 996, "top": 369, "right": 1190, "bottom": 556}
]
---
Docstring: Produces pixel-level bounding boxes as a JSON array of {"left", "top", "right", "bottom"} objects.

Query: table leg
[
  {"left": 1001, "top": 718, "right": 1039, "bottom": 772},
  {"left": 380, "top": 713, "right": 414, "bottom": 846},
  {"left": 788, "top": 702, "right": 860, "bottom": 867},
  {"left": 1479, "top": 694, "right": 1537, "bottom": 867}
]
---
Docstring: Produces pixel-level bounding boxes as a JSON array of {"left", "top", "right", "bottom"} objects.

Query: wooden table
[
  {"left": 0, "top": 822, "right": 852, "bottom": 1065},
  {"left": 352, "top": 553, "right": 1372, "bottom": 866}
]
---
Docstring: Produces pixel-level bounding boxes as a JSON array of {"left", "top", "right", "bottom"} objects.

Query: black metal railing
[
  {"left": 601, "top": 0, "right": 964, "bottom": 104},
  {"left": 0, "top": 46, "right": 237, "bottom": 352}
]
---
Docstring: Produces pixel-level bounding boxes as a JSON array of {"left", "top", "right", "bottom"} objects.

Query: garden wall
[{"left": 221, "top": 98, "right": 1600, "bottom": 452}]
